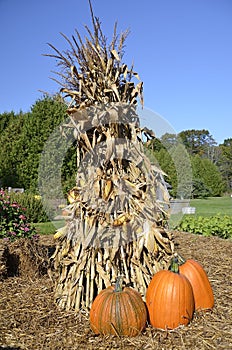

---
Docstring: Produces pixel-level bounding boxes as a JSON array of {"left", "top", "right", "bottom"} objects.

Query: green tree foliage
[
  {"left": 218, "top": 138, "right": 232, "bottom": 191},
  {"left": 145, "top": 137, "right": 165, "bottom": 152},
  {"left": 0, "top": 97, "right": 77, "bottom": 193},
  {"left": 153, "top": 148, "right": 177, "bottom": 196},
  {"left": 0, "top": 112, "right": 25, "bottom": 187},
  {"left": 178, "top": 129, "right": 217, "bottom": 158},
  {"left": 0, "top": 104, "right": 230, "bottom": 199},
  {"left": 152, "top": 145, "right": 192, "bottom": 199},
  {"left": 160, "top": 133, "right": 179, "bottom": 147},
  {"left": 191, "top": 155, "right": 225, "bottom": 197},
  {"left": 0, "top": 111, "right": 15, "bottom": 133},
  {"left": 61, "top": 143, "right": 77, "bottom": 193},
  {"left": 177, "top": 130, "right": 230, "bottom": 193},
  {"left": 145, "top": 135, "right": 192, "bottom": 199},
  {"left": 148, "top": 134, "right": 192, "bottom": 198},
  {"left": 144, "top": 131, "right": 226, "bottom": 199},
  {"left": 144, "top": 138, "right": 177, "bottom": 196},
  {"left": 18, "top": 97, "right": 68, "bottom": 191},
  {"left": 191, "top": 178, "right": 211, "bottom": 198},
  {"left": 169, "top": 144, "right": 193, "bottom": 199}
]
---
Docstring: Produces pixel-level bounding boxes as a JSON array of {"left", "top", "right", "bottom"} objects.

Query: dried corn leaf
[
  {"left": 47, "top": 4, "right": 173, "bottom": 312},
  {"left": 111, "top": 49, "right": 120, "bottom": 61},
  {"left": 96, "top": 263, "right": 111, "bottom": 286}
]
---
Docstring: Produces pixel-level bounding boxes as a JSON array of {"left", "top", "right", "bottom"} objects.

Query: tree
[
  {"left": 0, "top": 112, "right": 25, "bottom": 188},
  {"left": 145, "top": 131, "right": 228, "bottom": 199},
  {"left": 160, "top": 133, "right": 179, "bottom": 148},
  {"left": 169, "top": 144, "right": 193, "bottom": 199},
  {"left": 18, "top": 97, "right": 68, "bottom": 192},
  {"left": 191, "top": 155, "right": 225, "bottom": 197},
  {"left": 153, "top": 148, "right": 177, "bottom": 197},
  {"left": 0, "top": 97, "right": 76, "bottom": 193},
  {"left": 191, "top": 178, "right": 212, "bottom": 198},
  {"left": 144, "top": 137, "right": 165, "bottom": 153},
  {"left": 218, "top": 138, "right": 232, "bottom": 192},
  {"left": 179, "top": 129, "right": 217, "bottom": 159},
  {"left": 152, "top": 143, "right": 192, "bottom": 199},
  {"left": 0, "top": 111, "right": 15, "bottom": 133}
]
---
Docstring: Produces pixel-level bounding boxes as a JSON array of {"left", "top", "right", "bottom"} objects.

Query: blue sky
[{"left": 0, "top": 0, "right": 231, "bottom": 144}]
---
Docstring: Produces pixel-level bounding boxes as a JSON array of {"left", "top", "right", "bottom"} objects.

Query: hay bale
[
  {"left": 0, "top": 237, "right": 56, "bottom": 279},
  {"left": 0, "top": 243, "right": 9, "bottom": 280}
]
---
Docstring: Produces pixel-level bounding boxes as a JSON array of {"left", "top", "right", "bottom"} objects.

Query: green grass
[
  {"left": 33, "top": 196, "right": 232, "bottom": 235},
  {"left": 169, "top": 196, "right": 232, "bottom": 229},
  {"left": 33, "top": 220, "right": 65, "bottom": 235},
  {"left": 189, "top": 196, "right": 232, "bottom": 217}
]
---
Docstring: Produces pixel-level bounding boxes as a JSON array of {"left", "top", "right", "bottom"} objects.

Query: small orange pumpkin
[
  {"left": 146, "top": 257, "right": 194, "bottom": 330},
  {"left": 177, "top": 255, "right": 214, "bottom": 311},
  {"left": 90, "top": 276, "right": 147, "bottom": 336}
]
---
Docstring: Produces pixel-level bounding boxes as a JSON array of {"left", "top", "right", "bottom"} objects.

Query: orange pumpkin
[
  {"left": 178, "top": 256, "right": 214, "bottom": 311},
  {"left": 146, "top": 258, "right": 194, "bottom": 330},
  {"left": 90, "top": 277, "right": 147, "bottom": 336}
]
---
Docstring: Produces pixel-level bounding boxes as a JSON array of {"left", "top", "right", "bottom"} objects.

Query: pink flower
[
  {"left": 19, "top": 214, "right": 26, "bottom": 220},
  {"left": 9, "top": 231, "right": 16, "bottom": 236},
  {"left": 11, "top": 203, "right": 19, "bottom": 208}
]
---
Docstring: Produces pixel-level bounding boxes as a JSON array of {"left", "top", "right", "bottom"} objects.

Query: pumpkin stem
[
  {"left": 174, "top": 252, "right": 186, "bottom": 266},
  {"left": 114, "top": 275, "right": 124, "bottom": 292},
  {"left": 169, "top": 256, "right": 180, "bottom": 273}
]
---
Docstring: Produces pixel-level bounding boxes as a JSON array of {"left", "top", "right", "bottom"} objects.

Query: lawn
[
  {"left": 34, "top": 196, "right": 232, "bottom": 235},
  {"left": 169, "top": 196, "right": 232, "bottom": 229},
  {"left": 190, "top": 196, "right": 232, "bottom": 217},
  {"left": 33, "top": 220, "right": 64, "bottom": 235}
]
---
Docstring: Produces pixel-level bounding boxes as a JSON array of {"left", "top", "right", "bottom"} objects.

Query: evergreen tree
[
  {"left": 218, "top": 138, "right": 232, "bottom": 191},
  {"left": 0, "top": 97, "right": 76, "bottom": 192},
  {"left": 0, "top": 112, "right": 25, "bottom": 188},
  {"left": 191, "top": 155, "right": 225, "bottom": 197}
]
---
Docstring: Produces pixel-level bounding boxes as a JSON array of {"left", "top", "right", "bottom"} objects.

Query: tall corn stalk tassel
[{"left": 46, "top": 0, "right": 174, "bottom": 311}]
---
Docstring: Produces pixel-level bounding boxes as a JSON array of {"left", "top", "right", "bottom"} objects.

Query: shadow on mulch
[
  {"left": 0, "top": 232, "right": 231, "bottom": 350},
  {"left": 0, "top": 347, "right": 21, "bottom": 350}
]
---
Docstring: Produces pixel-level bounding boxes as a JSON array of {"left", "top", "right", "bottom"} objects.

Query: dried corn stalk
[{"left": 47, "top": 0, "right": 174, "bottom": 311}]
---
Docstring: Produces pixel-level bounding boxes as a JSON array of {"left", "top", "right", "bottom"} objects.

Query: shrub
[
  {"left": 0, "top": 189, "right": 38, "bottom": 241},
  {"left": 8, "top": 192, "right": 50, "bottom": 223},
  {"left": 174, "top": 214, "right": 232, "bottom": 239}
]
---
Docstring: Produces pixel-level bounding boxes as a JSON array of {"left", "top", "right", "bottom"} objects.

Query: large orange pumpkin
[
  {"left": 146, "top": 258, "right": 194, "bottom": 330},
  {"left": 90, "top": 277, "right": 147, "bottom": 336},
  {"left": 178, "top": 256, "right": 214, "bottom": 311}
]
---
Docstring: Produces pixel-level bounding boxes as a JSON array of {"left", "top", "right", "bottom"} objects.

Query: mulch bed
[{"left": 0, "top": 231, "right": 231, "bottom": 350}]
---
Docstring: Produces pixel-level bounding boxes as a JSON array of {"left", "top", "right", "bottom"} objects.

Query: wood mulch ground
[{"left": 0, "top": 231, "right": 231, "bottom": 350}]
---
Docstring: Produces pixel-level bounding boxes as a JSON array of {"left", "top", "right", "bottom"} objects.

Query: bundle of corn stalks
[{"left": 46, "top": 0, "right": 174, "bottom": 311}]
